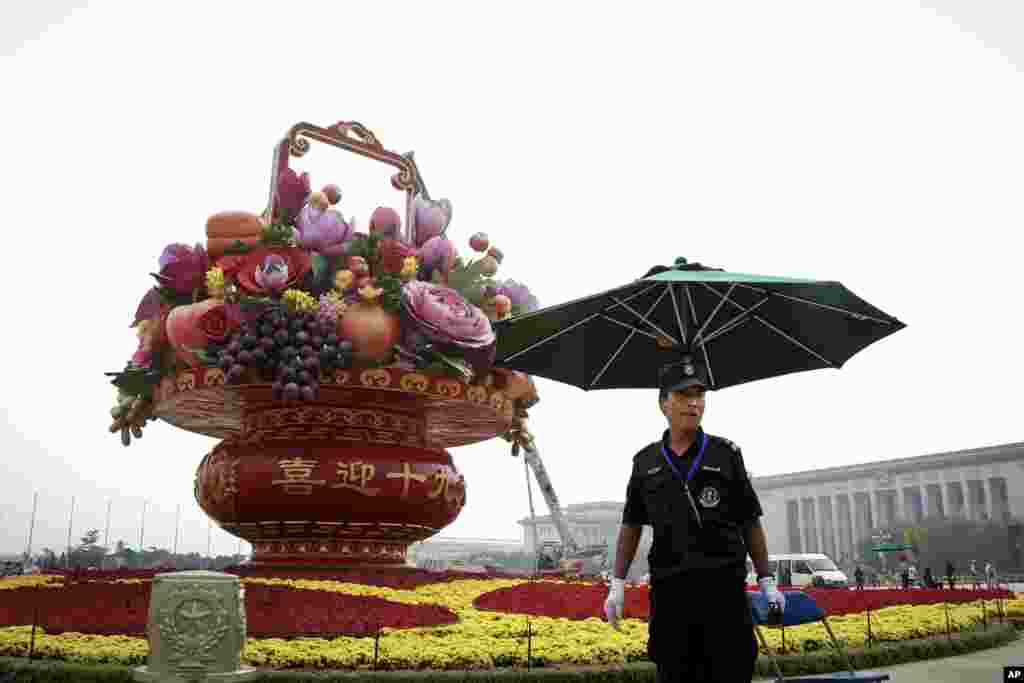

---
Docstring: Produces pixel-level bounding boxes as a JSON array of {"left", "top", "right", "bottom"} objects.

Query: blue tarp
[{"left": 749, "top": 590, "right": 825, "bottom": 627}]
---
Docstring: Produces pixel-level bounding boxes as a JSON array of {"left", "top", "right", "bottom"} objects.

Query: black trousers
[{"left": 648, "top": 569, "right": 757, "bottom": 683}]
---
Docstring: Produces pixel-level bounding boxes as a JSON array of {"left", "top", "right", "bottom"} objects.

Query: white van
[{"left": 746, "top": 553, "right": 849, "bottom": 589}]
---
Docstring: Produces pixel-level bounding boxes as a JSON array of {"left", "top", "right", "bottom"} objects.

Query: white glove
[
  {"left": 604, "top": 578, "right": 625, "bottom": 630},
  {"left": 759, "top": 576, "right": 786, "bottom": 618}
]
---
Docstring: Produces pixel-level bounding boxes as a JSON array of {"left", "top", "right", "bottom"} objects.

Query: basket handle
[{"left": 265, "top": 120, "right": 451, "bottom": 244}]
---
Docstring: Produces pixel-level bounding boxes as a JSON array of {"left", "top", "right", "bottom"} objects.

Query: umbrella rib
[
  {"left": 599, "top": 315, "right": 662, "bottom": 341},
  {"left": 591, "top": 289, "right": 671, "bottom": 388},
  {"left": 685, "top": 284, "right": 700, "bottom": 344},
  {"left": 668, "top": 284, "right": 687, "bottom": 346},
  {"left": 698, "top": 291, "right": 773, "bottom": 345},
  {"left": 698, "top": 337, "right": 716, "bottom": 388},
  {"left": 500, "top": 283, "right": 661, "bottom": 364},
  {"left": 608, "top": 295, "right": 679, "bottom": 347},
  {"left": 697, "top": 284, "right": 837, "bottom": 366},
  {"left": 752, "top": 315, "right": 838, "bottom": 368},
  {"left": 692, "top": 282, "right": 737, "bottom": 347},
  {"left": 701, "top": 314, "right": 754, "bottom": 347},
  {"left": 733, "top": 283, "right": 895, "bottom": 325},
  {"left": 684, "top": 284, "right": 716, "bottom": 386}
]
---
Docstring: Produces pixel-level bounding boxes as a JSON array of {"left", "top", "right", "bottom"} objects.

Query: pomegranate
[
  {"left": 338, "top": 302, "right": 402, "bottom": 362},
  {"left": 165, "top": 298, "right": 222, "bottom": 368}
]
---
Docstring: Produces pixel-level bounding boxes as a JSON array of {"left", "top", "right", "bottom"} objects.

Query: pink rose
[{"left": 401, "top": 281, "right": 494, "bottom": 349}]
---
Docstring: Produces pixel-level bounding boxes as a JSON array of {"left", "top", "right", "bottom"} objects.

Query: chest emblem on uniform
[
  {"left": 701, "top": 465, "right": 721, "bottom": 472},
  {"left": 698, "top": 485, "right": 721, "bottom": 508}
]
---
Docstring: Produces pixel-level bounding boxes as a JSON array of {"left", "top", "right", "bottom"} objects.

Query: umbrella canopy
[{"left": 493, "top": 261, "right": 905, "bottom": 391}]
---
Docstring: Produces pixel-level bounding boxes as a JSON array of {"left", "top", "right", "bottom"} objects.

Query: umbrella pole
[
  {"left": 753, "top": 624, "right": 783, "bottom": 683},
  {"left": 821, "top": 617, "right": 855, "bottom": 676}
]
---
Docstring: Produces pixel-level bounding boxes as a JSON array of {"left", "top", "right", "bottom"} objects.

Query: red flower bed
[
  {"left": 0, "top": 580, "right": 457, "bottom": 637},
  {"left": 792, "top": 587, "right": 1014, "bottom": 617},
  {"left": 475, "top": 582, "right": 650, "bottom": 621},
  {"left": 474, "top": 583, "right": 1015, "bottom": 621}
]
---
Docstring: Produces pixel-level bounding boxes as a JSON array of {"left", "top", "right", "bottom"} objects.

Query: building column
[
  {"left": 831, "top": 494, "right": 844, "bottom": 560},
  {"left": 801, "top": 498, "right": 811, "bottom": 552},
  {"left": 939, "top": 472, "right": 951, "bottom": 519},
  {"left": 868, "top": 482, "right": 879, "bottom": 531},
  {"left": 850, "top": 493, "right": 862, "bottom": 560},
  {"left": 815, "top": 498, "right": 826, "bottom": 555},
  {"left": 960, "top": 471, "right": 973, "bottom": 520},
  {"left": 1004, "top": 479, "right": 1018, "bottom": 520},
  {"left": 984, "top": 478, "right": 995, "bottom": 521},
  {"left": 791, "top": 497, "right": 803, "bottom": 552},
  {"left": 893, "top": 486, "right": 905, "bottom": 523},
  {"left": 919, "top": 484, "right": 930, "bottom": 520}
]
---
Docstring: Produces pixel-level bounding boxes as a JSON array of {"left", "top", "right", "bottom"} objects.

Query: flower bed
[
  {"left": 794, "top": 587, "right": 1014, "bottom": 617},
  {"left": 0, "top": 573, "right": 1020, "bottom": 670},
  {"left": 472, "top": 581, "right": 1013, "bottom": 621},
  {"left": 0, "top": 579, "right": 457, "bottom": 638}
]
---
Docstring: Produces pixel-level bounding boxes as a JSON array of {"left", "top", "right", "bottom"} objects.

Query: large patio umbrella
[{"left": 493, "top": 259, "right": 905, "bottom": 391}]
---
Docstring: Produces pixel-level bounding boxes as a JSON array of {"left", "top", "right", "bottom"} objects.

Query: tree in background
[{"left": 70, "top": 529, "right": 107, "bottom": 569}]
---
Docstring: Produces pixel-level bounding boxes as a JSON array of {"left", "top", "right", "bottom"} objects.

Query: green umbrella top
[{"left": 493, "top": 258, "right": 905, "bottom": 391}]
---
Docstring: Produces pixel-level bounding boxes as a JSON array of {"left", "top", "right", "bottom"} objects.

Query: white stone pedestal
[{"left": 132, "top": 571, "right": 259, "bottom": 683}]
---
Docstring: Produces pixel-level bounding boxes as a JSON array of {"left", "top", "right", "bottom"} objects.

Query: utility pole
[
  {"left": 139, "top": 499, "right": 148, "bottom": 554},
  {"left": 206, "top": 518, "right": 213, "bottom": 569},
  {"left": 103, "top": 500, "right": 112, "bottom": 551},
  {"left": 24, "top": 492, "right": 38, "bottom": 567},
  {"left": 172, "top": 504, "right": 181, "bottom": 557},
  {"left": 65, "top": 496, "right": 75, "bottom": 569}
]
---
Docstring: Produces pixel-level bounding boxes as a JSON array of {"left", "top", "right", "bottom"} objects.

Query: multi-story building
[
  {"left": 408, "top": 536, "right": 524, "bottom": 566},
  {"left": 757, "top": 441, "right": 1024, "bottom": 562},
  {"left": 518, "top": 441, "right": 1024, "bottom": 565}
]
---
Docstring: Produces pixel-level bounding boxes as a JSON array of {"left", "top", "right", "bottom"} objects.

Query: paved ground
[
  {"left": 756, "top": 636, "right": 1024, "bottom": 681},
  {"left": 874, "top": 636, "right": 1023, "bottom": 683}
]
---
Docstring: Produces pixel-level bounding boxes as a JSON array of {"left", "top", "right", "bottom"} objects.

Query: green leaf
[
  {"left": 105, "top": 366, "right": 163, "bottom": 397},
  {"left": 223, "top": 240, "right": 254, "bottom": 256},
  {"left": 311, "top": 254, "right": 328, "bottom": 282},
  {"left": 192, "top": 348, "right": 220, "bottom": 367},
  {"left": 156, "top": 287, "right": 192, "bottom": 308}
]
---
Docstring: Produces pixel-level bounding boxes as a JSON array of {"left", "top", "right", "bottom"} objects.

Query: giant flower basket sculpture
[{"left": 105, "top": 120, "right": 540, "bottom": 567}]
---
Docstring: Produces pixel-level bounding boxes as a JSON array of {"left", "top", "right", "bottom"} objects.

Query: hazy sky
[{"left": 2, "top": 2, "right": 1022, "bottom": 559}]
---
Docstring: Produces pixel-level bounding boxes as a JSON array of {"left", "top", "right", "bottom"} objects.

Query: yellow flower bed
[
  {"left": 0, "top": 576, "right": 62, "bottom": 590},
  {"left": 0, "top": 577, "right": 1019, "bottom": 670}
]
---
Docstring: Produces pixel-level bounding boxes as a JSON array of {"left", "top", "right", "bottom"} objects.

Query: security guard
[{"left": 603, "top": 354, "right": 785, "bottom": 683}]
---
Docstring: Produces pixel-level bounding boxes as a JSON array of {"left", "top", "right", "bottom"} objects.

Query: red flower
[
  {"left": 219, "top": 247, "right": 312, "bottom": 295},
  {"left": 197, "top": 303, "right": 240, "bottom": 343},
  {"left": 378, "top": 239, "right": 417, "bottom": 274},
  {"left": 216, "top": 254, "right": 248, "bottom": 279}
]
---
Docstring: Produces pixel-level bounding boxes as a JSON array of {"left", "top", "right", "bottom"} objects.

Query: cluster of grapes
[{"left": 216, "top": 309, "right": 353, "bottom": 402}]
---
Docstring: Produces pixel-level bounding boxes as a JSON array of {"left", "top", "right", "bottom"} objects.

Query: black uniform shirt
[{"left": 621, "top": 428, "right": 763, "bottom": 582}]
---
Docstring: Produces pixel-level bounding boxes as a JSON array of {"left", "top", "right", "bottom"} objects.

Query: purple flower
[
  {"left": 157, "top": 243, "right": 209, "bottom": 295},
  {"left": 418, "top": 236, "right": 459, "bottom": 271},
  {"left": 274, "top": 169, "right": 311, "bottom": 224},
  {"left": 131, "top": 287, "right": 163, "bottom": 327},
  {"left": 401, "top": 281, "right": 496, "bottom": 376},
  {"left": 497, "top": 279, "right": 540, "bottom": 313},
  {"left": 412, "top": 197, "right": 450, "bottom": 247},
  {"left": 296, "top": 205, "right": 354, "bottom": 256},
  {"left": 254, "top": 254, "right": 290, "bottom": 291}
]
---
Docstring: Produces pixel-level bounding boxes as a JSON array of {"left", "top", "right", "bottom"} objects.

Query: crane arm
[{"left": 521, "top": 440, "right": 578, "bottom": 555}]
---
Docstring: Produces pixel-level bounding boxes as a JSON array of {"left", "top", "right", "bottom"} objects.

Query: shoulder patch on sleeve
[{"left": 712, "top": 435, "right": 741, "bottom": 453}]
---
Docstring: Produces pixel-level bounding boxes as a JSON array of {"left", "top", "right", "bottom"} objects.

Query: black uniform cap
[{"left": 659, "top": 353, "right": 710, "bottom": 393}]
